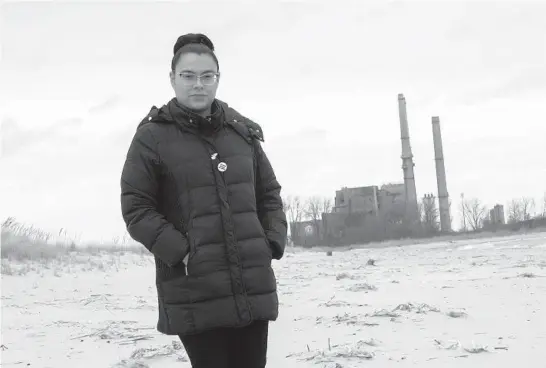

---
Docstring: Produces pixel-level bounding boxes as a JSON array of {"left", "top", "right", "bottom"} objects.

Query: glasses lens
[
  {"left": 201, "top": 74, "right": 216, "bottom": 85},
  {"left": 180, "top": 73, "right": 197, "bottom": 85}
]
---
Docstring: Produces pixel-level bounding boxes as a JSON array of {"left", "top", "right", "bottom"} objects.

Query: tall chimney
[
  {"left": 397, "top": 94, "right": 419, "bottom": 226},
  {"left": 432, "top": 116, "right": 451, "bottom": 232}
]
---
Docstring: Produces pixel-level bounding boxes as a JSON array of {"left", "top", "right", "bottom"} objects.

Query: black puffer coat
[{"left": 120, "top": 98, "right": 287, "bottom": 336}]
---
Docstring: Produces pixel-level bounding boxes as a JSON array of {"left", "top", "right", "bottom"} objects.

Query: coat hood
[{"left": 137, "top": 98, "right": 264, "bottom": 142}]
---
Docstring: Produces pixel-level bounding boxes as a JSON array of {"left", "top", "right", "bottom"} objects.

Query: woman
[{"left": 120, "top": 33, "right": 287, "bottom": 368}]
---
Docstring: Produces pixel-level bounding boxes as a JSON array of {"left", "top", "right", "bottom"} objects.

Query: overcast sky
[{"left": 1, "top": 1, "right": 545, "bottom": 242}]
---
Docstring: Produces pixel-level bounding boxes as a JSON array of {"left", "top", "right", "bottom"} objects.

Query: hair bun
[{"left": 173, "top": 33, "right": 215, "bottom": 55}]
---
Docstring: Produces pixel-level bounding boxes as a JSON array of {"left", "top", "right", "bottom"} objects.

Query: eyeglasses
[{"left": 178, "top": 72, "right": 219, "bottom": 86}]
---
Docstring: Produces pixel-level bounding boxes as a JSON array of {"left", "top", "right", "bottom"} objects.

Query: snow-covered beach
[{"left": 2, "top": 232, "right": 545, "bottom": 367}]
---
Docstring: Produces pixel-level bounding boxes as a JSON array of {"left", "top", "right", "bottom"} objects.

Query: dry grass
[
  {"left": 1, "top": 217, "right": 149, "bottom": 276},
  {"left": 2, "top": 216, "right": 544, "bottom": 277}
]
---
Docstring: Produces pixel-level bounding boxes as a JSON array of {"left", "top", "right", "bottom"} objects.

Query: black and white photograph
[{"left": 1, "top": 1, "right": 545, "bottom": 367}]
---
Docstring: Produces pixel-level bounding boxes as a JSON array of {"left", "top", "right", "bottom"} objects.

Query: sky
[{"left": 1, "top": 1, "right": 545, "bottom": 243}]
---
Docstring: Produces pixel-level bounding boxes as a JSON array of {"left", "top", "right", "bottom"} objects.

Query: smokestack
[
  {"left": 432, "top": 116, "right": 451, "bottom": 232},
  {"left": 397, "top": 93, "right": 419, "bottom": 226}
]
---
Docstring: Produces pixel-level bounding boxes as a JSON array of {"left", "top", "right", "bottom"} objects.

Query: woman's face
[{"left": 170, "top": 52, "right": 220, "bottom": 114}]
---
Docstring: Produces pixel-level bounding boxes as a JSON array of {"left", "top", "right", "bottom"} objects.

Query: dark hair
[{"left": 171, "top": 33, "right": 219, "bottom": 72}]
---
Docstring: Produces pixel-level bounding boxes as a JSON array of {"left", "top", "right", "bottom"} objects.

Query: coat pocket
[
  {"left": 185, "top": 227, "right": 200, "bottom": 275},
  {"left": 263, "top": 238, "right": 273, "bottom": 261}
]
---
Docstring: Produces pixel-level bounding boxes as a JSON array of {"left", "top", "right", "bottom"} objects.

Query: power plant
[{"left": 292, "top": 93, "right": 453, "bottom": 246}]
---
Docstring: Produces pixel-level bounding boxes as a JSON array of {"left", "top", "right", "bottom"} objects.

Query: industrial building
[
  {"left": 489, "top": 204, "right": 506, "bottom": 225},
  {"left": 321, "top": 183, "right": 408, "bottom": 245},
  {"left": 291, "top": 93, "right": 453, "bottom": 247}
]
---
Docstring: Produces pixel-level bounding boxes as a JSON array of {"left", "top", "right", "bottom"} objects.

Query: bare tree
[
  {"left": 508, "top": 197, "right": 536, "bottom": 223},
  {"left": 507, "top": 199, "right": 523, "bottom": 224},
  {"left": 420, "top": 194, "right": 440, "bottom": 235},
  {"left": 462, "top": 197, "right": 487, "bottom": 231},
  {"left": 521, "top": 197, "right": 535, "bottom": 221},
  {"left": 305, "top": 196, "right": 331, "bottom": 239},
  {"left": 282, "top": 195, "right": 290, "bottom": 220},
  {"left": 322, "top": 197, "right": 332, "bottom": 214},
  {"left": 283, "top": 195, "right": 305, "bottom": 242},
  {"left": 305, "top": 196, "right": 322, "bottom": 236},
  {"left": 459, "top": 193, "right": 467, "bottom": 231},
  {"left": 282, "top": 195, "right": 292, "bottom": 243}
]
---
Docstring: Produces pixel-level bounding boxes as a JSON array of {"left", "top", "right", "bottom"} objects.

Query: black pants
[{"left": 179, "top": 320, "right": 269, "bottom": 368}]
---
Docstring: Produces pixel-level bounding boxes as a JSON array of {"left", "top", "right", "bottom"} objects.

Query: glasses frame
[{"left": 178, "top": 71, "right": 220, "bottom": 86}]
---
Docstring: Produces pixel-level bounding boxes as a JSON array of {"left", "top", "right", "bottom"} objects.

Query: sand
[{"left": 2, "top": 232, "right": 545, "bottom": 367}]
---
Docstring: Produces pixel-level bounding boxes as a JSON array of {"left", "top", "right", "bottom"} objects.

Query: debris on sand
[
  {"left": 323, "top": 363, "right": 343, "bottom": 368},
  {"left": 112, "top": 361, "right": 150, "bottom": 368},
  {"left": 316, "top": 313, "right": 380, "bottom": 327},
  {"left": 319, "top": 295, "right": 367, "bottom": 308},
  {"left": 367, "top": 302, "right": 441, "bottom": 319},
  {"left": 320, "top": 297, "right": 350, "bottom": 308},
  {"left": 71, "top": 320, "right": 155, "bottom": 342},
  {"left": 288, "top": 340, "right": 375, "bottom": 363},
  {"left": 434, "top": 339, "right": 461, "bottom": 350},
  {"left": 347, "top": 283, "right": 377, "bottom": 292},
  {"left": 434, "top": 339, "right": 490, "bottom": 354},
  {"left": 326, "top": 251, "right": 333, "bottom": 256},
  {"left": 335, "top": 272, "right": 360, "bottom": 281},
  {"left": 331, "top": 340, "right": 375, "bottom": 360},
  {"left": 332, "top": 313, "right": 361, "bottom": 325},
  {"left": 503, "top": 272, "right": 544, "bottom": 280},
  {"left": 366, "top": 259, "right": 376, "bottom": 266},
  {"left": 494, "top": 346, "right": 509, "bottom": 351},
  {"left": 393, "top": 302, "right": 441, "bottom": 314},
  {"left": 129, "top": 341, "right": 187, "bottom": 360},
  {"left": 81, "top": 293, "right": 114, "bottom": 307},
  {"left": 463, "top": 343, "right": 489, "bottom": 353},
  {"left": 446, "top": 310, "right": 468, "bottom": 318},
  {"left": 367, "top": 309, "right": 400, "bottom": 318},
  {"left": 362, "top": 338, "right": 381, "bottom": 347},
  {"left": 113, "top": 341, "right": 188, "bottom": 367},
  {"left": 118, "top": 336, "right": 154, "bottom": 345}
]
